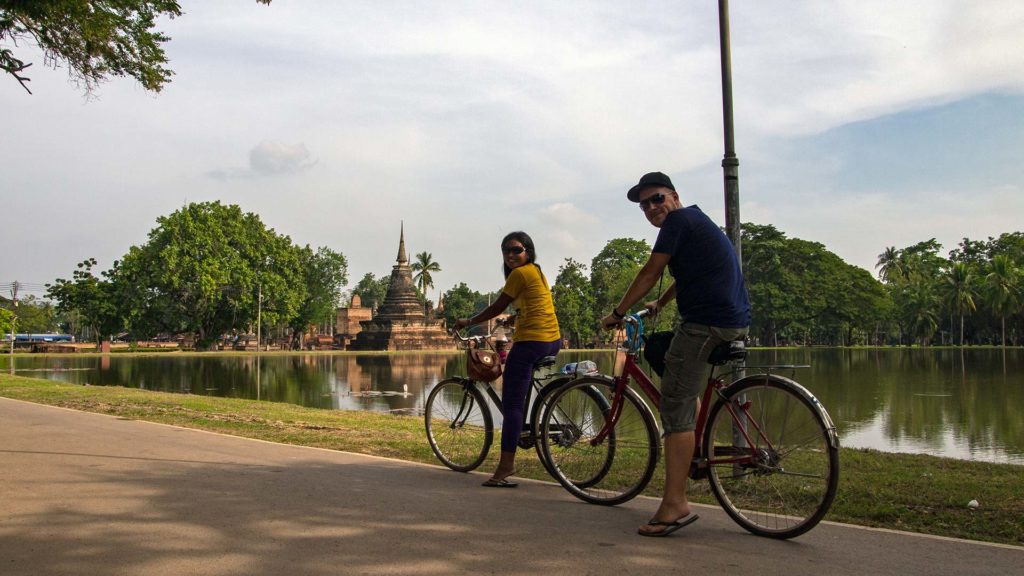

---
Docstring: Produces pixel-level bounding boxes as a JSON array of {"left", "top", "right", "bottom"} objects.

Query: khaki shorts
[{"left": 659, "top": 321, "right": 748, "bottom": 434}]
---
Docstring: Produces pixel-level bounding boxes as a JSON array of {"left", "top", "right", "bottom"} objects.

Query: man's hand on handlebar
[
  {"left": 454, "top": 318, "right": 471, "bottom": 329},
  {"left": 643, "top": 299, "right": 662, "bottom": 316},
  {"left": 600, "top": 305, "right": 657, "bottom": 330},
  {"left": 600, "top": 312, "right": 622, "bottom": 330}
]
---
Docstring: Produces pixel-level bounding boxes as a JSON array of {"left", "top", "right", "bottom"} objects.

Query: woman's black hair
[{"left": 501, "top": 231, "right": 537, "bottom": 278}]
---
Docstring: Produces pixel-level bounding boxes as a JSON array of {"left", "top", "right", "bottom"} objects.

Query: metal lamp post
[
  {"left": 718, "top": 1, "right": 749, "bottom": 453},
  {"left": 719, "top": 0, "right": 741, "bottom": 260}
]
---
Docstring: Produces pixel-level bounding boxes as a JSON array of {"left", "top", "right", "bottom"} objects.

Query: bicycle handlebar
[
  {"left": 447, "top": 317, "right": 511, "bottom": 346},
  {"left": 622, "top": 308, "right": 652, "bottom": 324}
]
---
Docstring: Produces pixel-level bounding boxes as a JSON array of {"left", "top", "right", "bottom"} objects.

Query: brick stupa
[{"left": 349, "top": 225, "right": 456, "bottom": 351}]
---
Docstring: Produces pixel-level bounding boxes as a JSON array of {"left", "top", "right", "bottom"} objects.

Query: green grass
[{"left": 1, "top": 372, "right": 1021, "bottom": 546}]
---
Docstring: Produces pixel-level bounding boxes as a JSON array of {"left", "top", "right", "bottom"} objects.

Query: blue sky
[{"left": 2, "top": 1, "right": 1022, "bottom": 304}]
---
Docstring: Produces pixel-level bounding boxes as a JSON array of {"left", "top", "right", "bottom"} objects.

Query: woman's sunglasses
[
  {"left": 639, "top": 193, "right": 668, "bottom": 211},
  {"left": 502, "top": 246, "right": 526, "bottom": 255}
]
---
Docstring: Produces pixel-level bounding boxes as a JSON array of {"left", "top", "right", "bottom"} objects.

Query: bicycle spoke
[
  {"left": 540, "top": 377, "right": 659, "bottom": 506},
  {"left": 705, "top": 377, "right": 839, "bottom": 539},
  {"left": 425, "top": 379, "right": 492, "bottom": 472}
]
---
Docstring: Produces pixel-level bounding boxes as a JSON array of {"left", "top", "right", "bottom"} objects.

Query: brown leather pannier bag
[{"left": 467, "top": 348, "right": 502, "bottom": 382}]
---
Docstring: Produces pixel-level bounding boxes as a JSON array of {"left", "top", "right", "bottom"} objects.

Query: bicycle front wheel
[
  {"left": 540, "top": 376, "right": 659, "bottom": 506},
  {"left": 704, "top": 375, "right": 839, "bottom": 539},
  {"left": 425, "top": 378, "right": 493, "bottom": 472}
]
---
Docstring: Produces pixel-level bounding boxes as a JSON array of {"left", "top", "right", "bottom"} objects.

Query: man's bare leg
[{"left": 638, "top": 431, "right": 696, "bottom": 534}]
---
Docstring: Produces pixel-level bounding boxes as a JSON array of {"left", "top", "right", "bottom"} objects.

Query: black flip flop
[
  {"left": 481, "top": 477, "right": 519, "bottom": 488},
  {"left": 637, "top": 513, "right": 699, "bottom": 537}
]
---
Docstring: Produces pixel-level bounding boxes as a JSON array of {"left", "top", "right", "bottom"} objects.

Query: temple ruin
[{"left": 348, "top": 225, "right": 456, "bottom": 351}]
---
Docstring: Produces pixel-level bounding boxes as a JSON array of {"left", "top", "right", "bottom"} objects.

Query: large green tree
[
  {"left": 942, "top": 262, "right": 977, "bottom": 346},
  {"left": 744, "top": 223, "right": 889, "bottom": 346},
  {"left": 984, "top": 255, "right": 1021, "bottom": 347},
  {"left": 878, "top": 239, "right": 947, "bottom": 345},
  {"left": 1, "top": 0, "right": 270, "bottom": 94},
  {"left": 9, "top": 294, "right": 58, "bottom": 334},
  {"left": 589, "top": 238, "right": 652, "bottom": 317},
  {"left": 989, "top": 232, "right": 1024, "bottom": 266},
  {"left": 551, "top": 258, "right": 595, "bottom": 348},
  {"left": 288, "top": 246, "right": 348, "bottom": 348},
  {"left": 111, "top": 201, "right": 306, "bottom": 349},
  {"left": 46, "top": 257, "right": 122, "bottom": 344},
  {"left": 351, "top": 272, "right": 389, "bottom": 310},
  {"left": 440, "top": 282, "right": 481, "bottom": 328},
  {"left": 906, "top": 282, "right": 940, "bottom": 346},
  {"left": 0, "top": 307, "right": 12, "bottom": 336}
]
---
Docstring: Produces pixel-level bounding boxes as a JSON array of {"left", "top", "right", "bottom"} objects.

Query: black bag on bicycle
[{"left": 643, "top": 331, "right": 674, "bottom": 377}]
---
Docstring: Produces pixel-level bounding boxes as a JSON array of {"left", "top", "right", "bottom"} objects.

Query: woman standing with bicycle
[{"left": 455, "top": 231, "right": 561, "bottom": 487}]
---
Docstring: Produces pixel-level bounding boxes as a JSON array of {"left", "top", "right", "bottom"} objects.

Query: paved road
[{"left": 1, "top": 397, "right": 1020, "bottom": 576}]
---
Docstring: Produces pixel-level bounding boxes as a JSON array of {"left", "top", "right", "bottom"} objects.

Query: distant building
[{"left": 335, "top": 294, "right": 373, "bottom": 349}]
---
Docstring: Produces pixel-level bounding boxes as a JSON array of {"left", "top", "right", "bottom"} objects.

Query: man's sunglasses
[
  {"left": 639, "top": 193, "right": 668, "bottom": 211},
  {"left": 502, "top": 246, "right": 526, "bottom": 255}
]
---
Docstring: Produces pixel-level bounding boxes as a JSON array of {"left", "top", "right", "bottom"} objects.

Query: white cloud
[
  {"left": 207, "top": 141, "right": 317, "bottom": 179},
  {"left": 3, "top": 1, "right": 1023, "bottom": 293},
  {"left": 733, "top": 1, "right": 1024, "bottom": 136},
  {"left": 249, "top": 141, "right": 316, "bottom": 175}
]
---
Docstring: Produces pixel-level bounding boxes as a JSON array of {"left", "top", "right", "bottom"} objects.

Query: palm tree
[
  {"left": 985, "top": 255, "right": 1021, "bottom": 347},
  {"left": 411, "top": 251, "right": 441, "bottom": 301},
  {"left": 942, "top": 262, "right": 977, "bottom": 346},
  {"left": 876, "top": 246, "right": 903, "bottom": 283},
  {"left": 905, "top": 282, "right": 940, "bottom": 346}
]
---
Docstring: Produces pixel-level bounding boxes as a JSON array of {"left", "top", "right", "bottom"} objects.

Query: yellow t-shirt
[{"left": 501, "top": 263, "right": 561, "bottom": 342}]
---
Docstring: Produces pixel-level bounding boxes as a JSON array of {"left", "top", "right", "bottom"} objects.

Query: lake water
[{"left": 3, "top": 348, "right": 1022, "bottom": 465}]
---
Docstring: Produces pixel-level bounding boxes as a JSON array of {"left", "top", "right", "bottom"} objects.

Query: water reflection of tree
[{"left": 794, "top": 344, "right": 1024, "bottom": 461}]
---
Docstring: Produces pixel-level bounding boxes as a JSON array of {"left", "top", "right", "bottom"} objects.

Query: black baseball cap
[{"left": 627, "top": 171, "right": 675, "bottom": 202}]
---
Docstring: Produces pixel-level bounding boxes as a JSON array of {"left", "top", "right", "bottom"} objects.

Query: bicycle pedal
[
  {"left": 517, "top": 434, "right": 536, "bottom": 449},
  {"left": 689, "top": 458, "right": 708, "bottom": 480}
]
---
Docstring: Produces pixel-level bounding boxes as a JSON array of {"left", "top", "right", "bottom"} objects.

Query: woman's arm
[{"left": 455, "top": 292, "right": 514, "bottom": 329}]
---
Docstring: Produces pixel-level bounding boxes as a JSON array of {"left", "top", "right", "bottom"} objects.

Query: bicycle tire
[
  {"left": 529, "top": 376, "right": 574, "bottom": 478},
  {"left": 425, "top": 377, "right": 493, "bottom": 472},
  {"left": 704, "top": 374, "right": 840, "bottom": 539},
  {"left": 540, "top": 376, "right": 660, "bottom": 506}
]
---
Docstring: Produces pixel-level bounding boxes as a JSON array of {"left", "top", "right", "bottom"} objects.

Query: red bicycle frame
[{"left": 593, "top": 346, "right": 770, "bottom": 468}]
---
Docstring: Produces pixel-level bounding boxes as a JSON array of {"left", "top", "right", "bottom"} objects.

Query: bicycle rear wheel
[
  {"left": 704, "top": 375, "right": 839, "bottom": 539},
  {"left": 540, "top": 376, "right": 659, "bottom": 506},
  {"left": 425, "top": 377, "right": 493, "bottom": 472}
]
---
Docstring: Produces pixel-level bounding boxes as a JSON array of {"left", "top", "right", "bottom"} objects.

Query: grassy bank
[{"left": 1, "top": 373, "right": 1020, "bottom": 546}]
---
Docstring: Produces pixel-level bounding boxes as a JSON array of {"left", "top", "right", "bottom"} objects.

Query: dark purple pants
[{"left": 500, "top": 339, "right": 561, "bottom": 453}]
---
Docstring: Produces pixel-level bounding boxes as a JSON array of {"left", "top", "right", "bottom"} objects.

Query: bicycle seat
[
  {"left": 533, "top": 356, "right": 558, "bottom": 370},
  {"left": 707, "top": 340, "right": 746, "bottom": 366}
]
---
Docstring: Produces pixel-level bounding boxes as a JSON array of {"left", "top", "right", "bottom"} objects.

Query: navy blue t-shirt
[{"left": 652, "top": 206, "right": 751, "bottom": 328}]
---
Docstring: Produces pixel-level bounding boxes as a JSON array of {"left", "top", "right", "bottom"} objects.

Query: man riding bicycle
[{"left": 600, "top": 171, "right": 751, "bottom": 537}]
